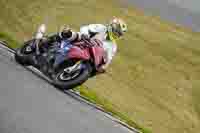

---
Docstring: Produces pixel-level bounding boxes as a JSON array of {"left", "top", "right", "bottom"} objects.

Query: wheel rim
[
  {"left": 21, "top": 45, "right": 33, "bottom": 54},
  {"left": 57, "top": 67, "right": 82, "bottom": 81}
]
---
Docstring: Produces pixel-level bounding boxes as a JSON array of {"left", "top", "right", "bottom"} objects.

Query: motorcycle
[{"left": 15, "top": 24, "right": 105, "bottom": 90}]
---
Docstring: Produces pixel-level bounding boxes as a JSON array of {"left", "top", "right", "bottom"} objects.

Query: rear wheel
[
  {"left": 52, "top": 62, "right": 92, "bottom": 90},
  {"left": 15, "top": 41, "right": 35, "bottom": 65}
]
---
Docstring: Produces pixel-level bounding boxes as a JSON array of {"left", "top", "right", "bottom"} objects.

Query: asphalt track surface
[
  {"left": 126, "top": 0, "right": 200, "bottom": 32},
  {"left": 0, "top": 44, "right": 135, "bottom": 133}
]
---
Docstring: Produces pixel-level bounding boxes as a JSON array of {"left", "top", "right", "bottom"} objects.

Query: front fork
[{"left": 63, "top": 61, "right": 82, "bottom": 74}]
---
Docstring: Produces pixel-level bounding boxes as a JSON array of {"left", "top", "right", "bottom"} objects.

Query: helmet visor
[{"left": 111, "top": 23, "right": 123, "bottom": 38}]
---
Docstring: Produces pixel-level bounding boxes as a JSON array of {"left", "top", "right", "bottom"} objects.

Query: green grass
[
  {"left": 75, "top": 86, "right": 151, "bottom": 133},
  {"left": 0, "top": 32, "right": 19, "bottom": 48},
  {"left": 1, "top": 0, "right": 200, "bottom": 133}
]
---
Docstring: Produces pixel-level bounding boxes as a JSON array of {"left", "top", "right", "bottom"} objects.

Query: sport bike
[{"left": 15, "top": 24, "right": 105, "bottom": 89}]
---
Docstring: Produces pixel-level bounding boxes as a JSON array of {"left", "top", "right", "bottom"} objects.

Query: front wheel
[{"left": 52, "top": 62, "right": 92, "bottom": 90}]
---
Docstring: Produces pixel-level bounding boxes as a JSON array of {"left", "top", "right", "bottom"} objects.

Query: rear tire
[
  {"left": 15, "top": 48, "right": 31, "bottom": 65},
  {"left": 15, "top": 41, "right": 35, "bottom": 66},
  {"left": 52, "top": 62, "right": 92, "bottom": 90}
]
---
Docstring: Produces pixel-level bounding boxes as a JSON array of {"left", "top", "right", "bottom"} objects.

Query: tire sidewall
[
  {"left": 53, "top": 62, "right": 92, "bottom": 90},
  {"left": 15, "top": 48, "right": 32, "bottom": 65},
  {"left": 15, "top": 41, "right": 35, "bottom": 65}
]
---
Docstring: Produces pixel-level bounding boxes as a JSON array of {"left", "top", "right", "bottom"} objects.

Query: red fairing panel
[
  {"left": 90, "top": 46, "right": 105, "bottom": 67},
  {"left": 68, "top": 46, "right": 90, "bottom": 60}
]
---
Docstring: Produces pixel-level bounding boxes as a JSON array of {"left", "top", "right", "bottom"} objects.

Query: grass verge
[
  {"left": 0, "top": 32, "right": 19, "bottom": 48},
  {"left": 75, "top": 86, "right": 151, "bottom": 133}
]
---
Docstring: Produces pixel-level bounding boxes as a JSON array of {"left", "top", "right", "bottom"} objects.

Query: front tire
[{"left": 52, "top": 62, "right": 92, "bottom": 90}]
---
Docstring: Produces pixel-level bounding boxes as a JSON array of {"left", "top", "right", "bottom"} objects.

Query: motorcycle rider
[{"left": 41, "top": 18, "right": 127, "bottom": 72}]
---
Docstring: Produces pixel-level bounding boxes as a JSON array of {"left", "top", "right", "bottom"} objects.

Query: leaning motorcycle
[{"left": 15, "top": 24, "right": 105, "bottom": 89}]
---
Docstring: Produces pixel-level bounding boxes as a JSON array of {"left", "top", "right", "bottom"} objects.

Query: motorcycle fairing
[
  {"left": 53, "top": 39, "right": 105, "bottom": 71},
  {"left": 67, "top": 46, "right": 90, "bottom": 60},
  {"left": 90, "top": 46, "right": 105, "bottom": 68},
  {"left": 53, "top": 40, "right": 91, "bottom": 69},
  {"left": 53, "top": 40, "right": 73, "bottom": 68}
]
